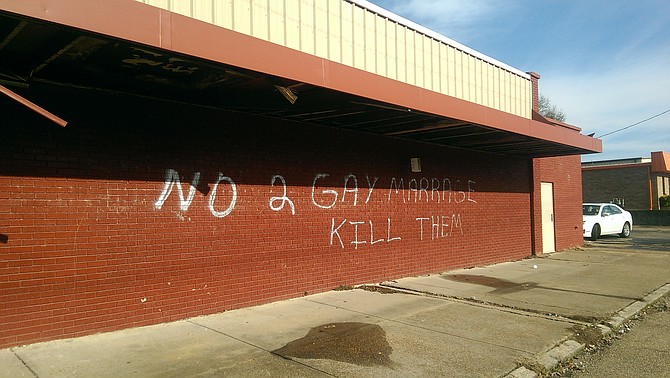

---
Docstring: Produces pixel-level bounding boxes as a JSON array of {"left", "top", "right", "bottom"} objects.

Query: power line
[{"left": 597, "top": 109, "right": 670, "bottom": 138}]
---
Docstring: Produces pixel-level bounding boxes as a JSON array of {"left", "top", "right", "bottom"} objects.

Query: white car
[{"left": 583, "top": 203, "right": 632, "bottom": 241}]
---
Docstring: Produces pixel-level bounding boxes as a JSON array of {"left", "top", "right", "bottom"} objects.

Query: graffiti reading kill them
[{"left": 154, "top": 169, "right": 476, "bottom": 248}]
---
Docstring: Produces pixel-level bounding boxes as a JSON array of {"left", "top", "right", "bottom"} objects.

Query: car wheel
[
  {"left": 619, "top": 222, "right": 631, "bottom": 238},
  {"left": 590, "top": 224, "right": 600, "bottom": 241}
]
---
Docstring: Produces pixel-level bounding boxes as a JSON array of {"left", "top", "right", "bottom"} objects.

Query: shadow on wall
[
  {"left": 0, "top": 83, "right": 531, "bottom": 194},
  {"left": 1, "top": 83, "right": 536, "bottom": 253}
]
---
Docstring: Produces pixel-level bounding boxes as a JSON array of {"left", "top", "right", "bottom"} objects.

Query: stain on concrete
[
  {"left": 273, "top": 322, "right": 393, "bottom": 367},
  {"left": 444, "top": 274, "right": 638, "bottom": 302},
  {"left": 444, "top": 274, "right": 537, "bottom": 294}
]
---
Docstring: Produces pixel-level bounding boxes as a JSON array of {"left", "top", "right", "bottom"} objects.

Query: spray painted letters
[
  {"left": 155, "top": 169, "right": 237, "bottom": 218},
  {"left": 154, "top": 169, "right": 477, "bottom": 249}
]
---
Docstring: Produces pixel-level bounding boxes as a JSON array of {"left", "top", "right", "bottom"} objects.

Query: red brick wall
[
  {"left": 532, "top": 156, "right": 584, "bottom": 253},
  {"left": 1, "top": 86, "right": 535, "bottom": 348},
  {"left": 582, "top": 166, "right": 650, "bottom": 210}
]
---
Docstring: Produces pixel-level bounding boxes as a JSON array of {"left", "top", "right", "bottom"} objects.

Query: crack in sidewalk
[
  {"left": 10, "top": 348, "right": 39, "bottom": 378},
  {"left": 186, "top": 320, "right": 336, "bottom": 377},
  {"left": 376, "top": 283, "right": 594, "bottom": 326}
]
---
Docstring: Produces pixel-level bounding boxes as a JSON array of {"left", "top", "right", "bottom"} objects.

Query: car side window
[
  {"left": 585, "top": 206, "right": 599, "bottom": 215},
  {"left": 602, "top": 206, "right": 612, "bottom": 216},
  {"left": 610, "top": 206, "right": 622, "bottom": 215}
]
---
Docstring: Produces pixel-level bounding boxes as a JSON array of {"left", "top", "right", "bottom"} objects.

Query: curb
[
  {"left": 607, "top": 283, "right": 670, "bottom": 329},
  {"left": 506, "top": 340, "right": 584, "bottom": 378},
  {"left": 535, "top": 340, "right": 584, "bottom": 371},
  {"left": 505, "top": 283, "right": 670, "bottom": 378},
  {"left": 506, "top": 366, "right": 537, "bottom": 378}
]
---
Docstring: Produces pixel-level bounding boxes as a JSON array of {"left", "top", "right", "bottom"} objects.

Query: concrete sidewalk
[{"left": 2, "top": 227, "right": 669, "bottom": 377}]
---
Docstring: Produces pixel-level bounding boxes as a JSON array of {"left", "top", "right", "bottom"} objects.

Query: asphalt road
[
  {"left": 557, "top": 295, "right": 670, "bottom": 377},
  {"left": 584, "top": 225, "right": 670, "bottom": 253}
]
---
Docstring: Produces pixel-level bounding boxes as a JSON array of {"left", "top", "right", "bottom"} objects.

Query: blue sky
[{"left": 368, "top": 0, "right": 670, "bottom": 161}]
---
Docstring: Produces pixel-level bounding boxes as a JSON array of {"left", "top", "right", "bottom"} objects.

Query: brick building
[
  {"left": 582, "top": 151, "right": 670, "bottom": 210},
  {"left": 0, "top": 0, "right": 601, "bottom": 348}
]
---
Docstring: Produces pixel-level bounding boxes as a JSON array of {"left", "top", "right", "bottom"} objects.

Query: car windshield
[{"left": 583, "top": 205, "right": 601, "bottom": 216}]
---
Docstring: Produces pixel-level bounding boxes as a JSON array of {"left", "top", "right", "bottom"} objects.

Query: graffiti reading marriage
[{"left": 154, "top": 169, "right": 476, "bottom": 249}]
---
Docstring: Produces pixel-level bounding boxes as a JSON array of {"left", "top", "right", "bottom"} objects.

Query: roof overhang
[{"left": 0, "top": 0, "right": 602, "bottom": 158}]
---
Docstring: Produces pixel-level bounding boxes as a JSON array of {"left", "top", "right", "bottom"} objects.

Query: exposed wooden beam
[
  {"left": 384, "top": 121, "right": 471, "bottom": 136},
  {"left": 0, "top": 84, "right": 67, "bottom": 127}
]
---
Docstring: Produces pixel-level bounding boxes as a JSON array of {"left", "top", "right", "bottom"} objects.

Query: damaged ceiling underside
[{"left": 0, "top": 11, "right": 591, "bottom": 158}]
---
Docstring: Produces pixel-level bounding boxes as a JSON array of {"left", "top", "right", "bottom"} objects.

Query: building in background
[
  {"left": 582, "top": 151, "right": 670, "bottom": 210},
  {"left": 0, "top": 0, "right": 601, "bottom": 348}
]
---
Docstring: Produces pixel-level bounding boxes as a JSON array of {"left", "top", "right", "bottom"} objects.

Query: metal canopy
[{"left": 0, "top": 10, "right": 595, "bottom": 158}]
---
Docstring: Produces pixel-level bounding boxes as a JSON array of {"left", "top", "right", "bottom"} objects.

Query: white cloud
[
  {"left": 542, "top": 49, "right": 670, "bottom": 127},
  {"left": 541, "top": 47, "right": 670, "bottom": 159},
  {"left": 376, "top": 0, "right": 516, "bottom": 45},
  {"left": 390, "top": 0, "right": 497, "bottom": 24}
]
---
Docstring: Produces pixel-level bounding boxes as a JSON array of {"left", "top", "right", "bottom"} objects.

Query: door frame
[{"left": 540, "top": 182, "right": 556, "bottom": 253}]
